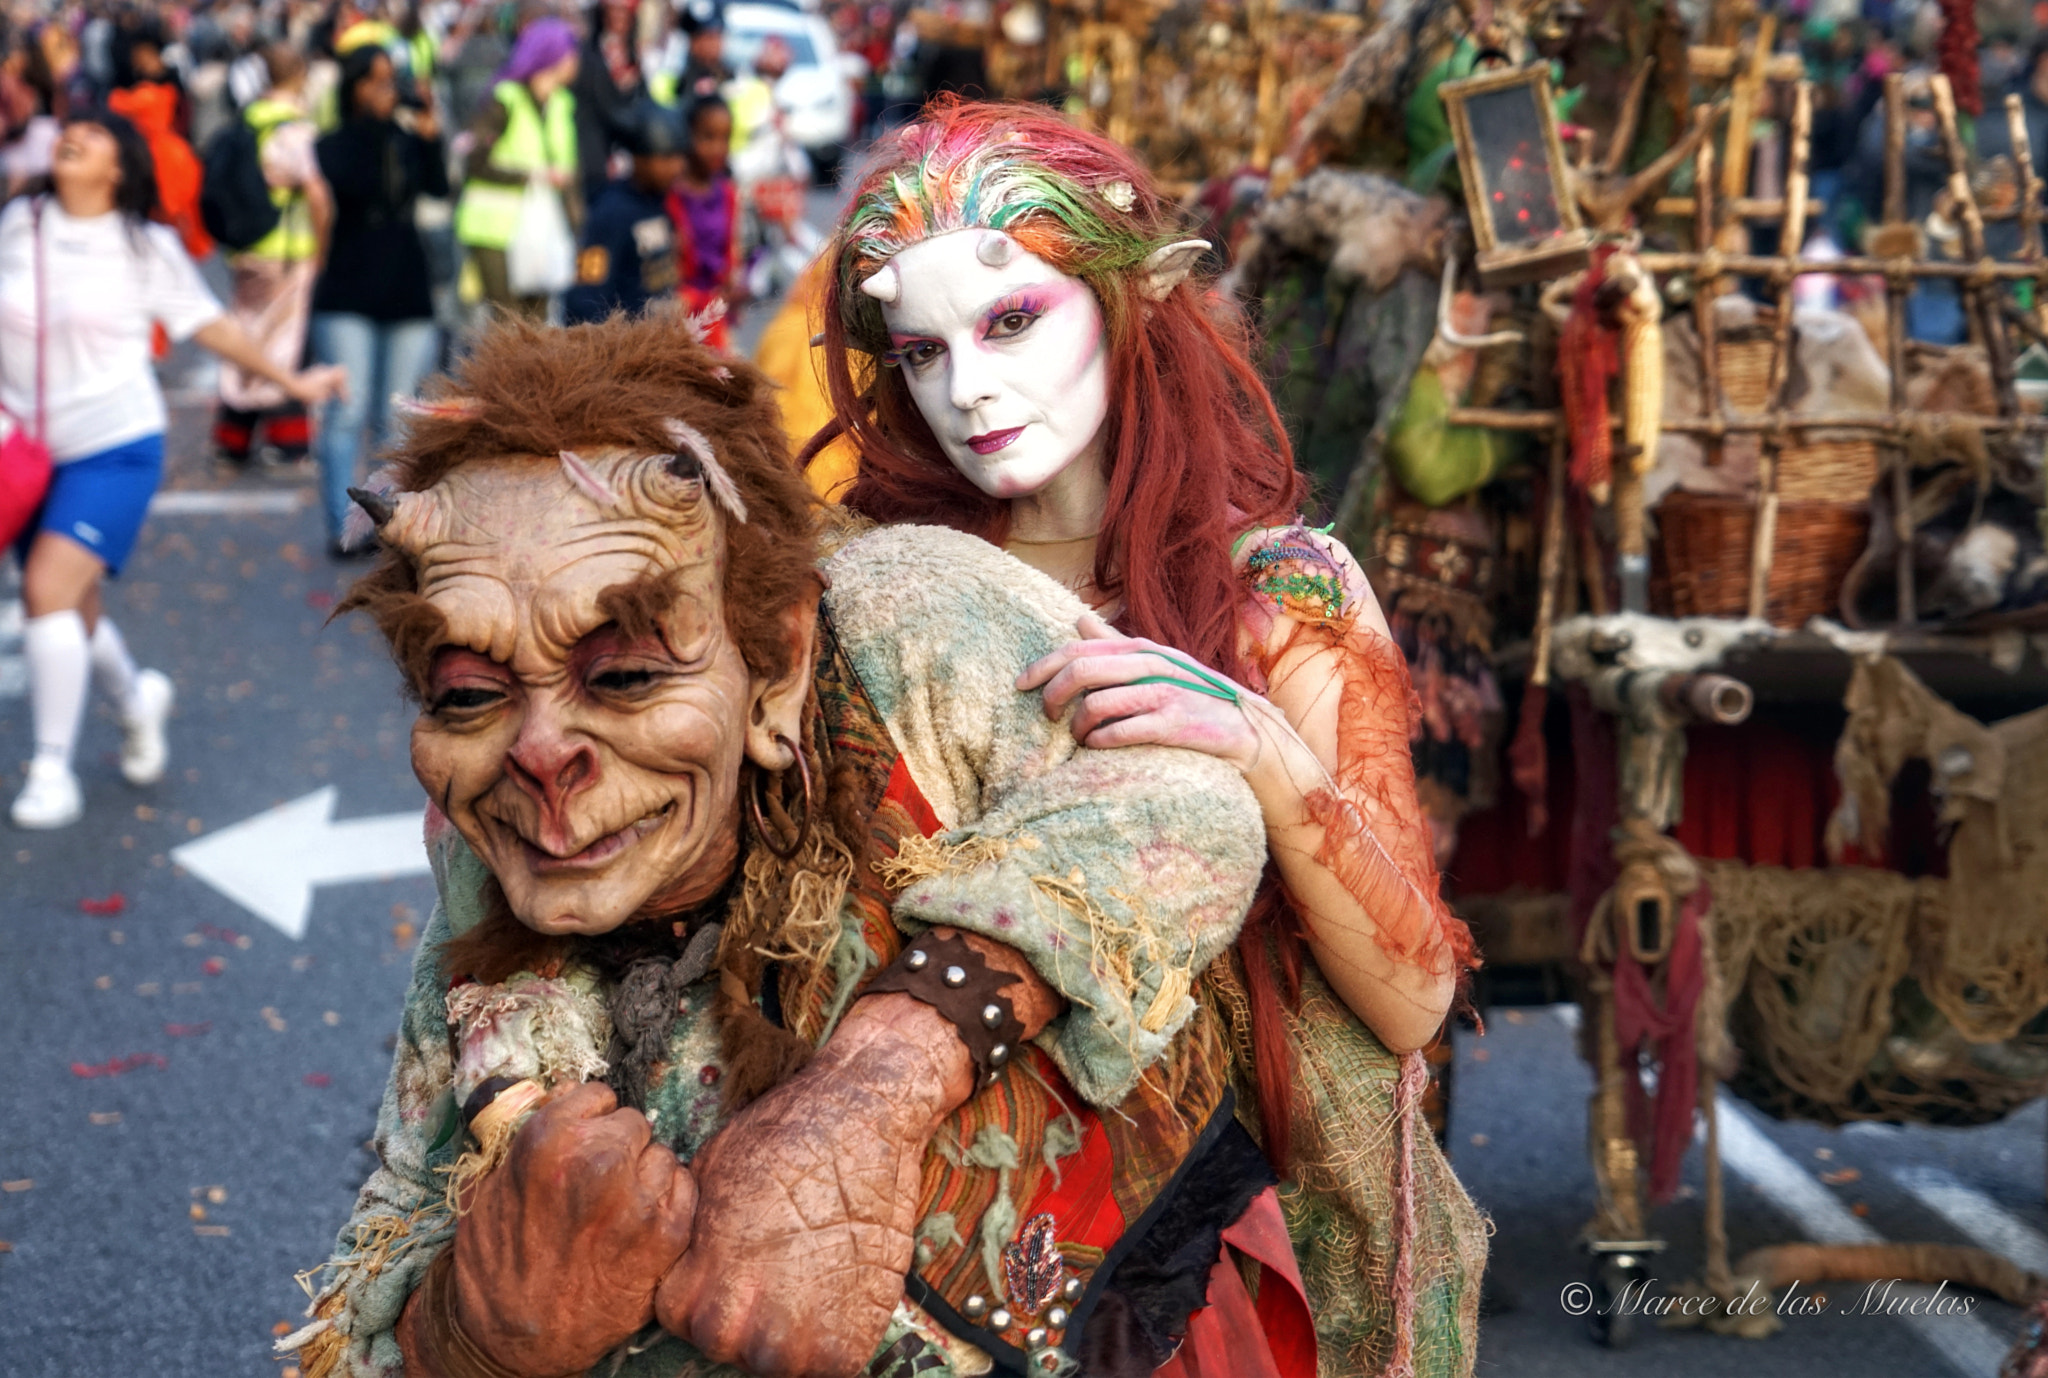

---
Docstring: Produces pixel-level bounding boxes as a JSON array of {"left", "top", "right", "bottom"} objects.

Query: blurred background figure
[
  {"left": 572, "top": 0, "right": 647, "bottom": 209},
  {"left": 4, "top": 109, "right": 341, "bottom": 829},
  {"left": 670, "top": 0, "right": 728, "bottom": 105},
  {"left": 670, "top": 91, "right": 740, "bottom": 347},
  {"left": 453, "top": 13, "right": 579, "bottom": 321},
  {"left": 210, "top": 43, "right": 331, "bottom": 472},
  {"left": 563, "top": 99, "right": 685, "bottom": 324},
  {"left": 310, "top": 42, "right": 447, "bottom": 557}
]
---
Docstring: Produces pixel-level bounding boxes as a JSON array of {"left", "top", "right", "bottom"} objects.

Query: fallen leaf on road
[
  {"left": 391, "top": 903, "right": 418, "bottom": 921},
  {"left": 193, "top": 1225, "right": 230, "bottom": 1237},
  {"left": 109, "top": 931, "right": 125, "bottom": 945},
  {"left": 1469, "top": 1048, "right": 1490, "bottom": 1062},
  {"left": 2, "top": 1180, "right": 32, "bottom": 1193},
  {"left": 305, "top": 590, "right": 335, "bottom": 610},
  {"left": 71, "top": 1053, "right": 168, "bottom": 1078},
  {"left": 185, "top": 818, "right": 202, "bottom": 835},
  {"left": 135, "top": 983, "right": 161, "bottom": 997},
  {"left": 272, "top": 1321, "right": 294, "bottom": 1337},
  {"left": 1821, "top": 1167, "right": 1862, "bottom": 1185},
  {"left": 93, "top": 976, "right": 112, "bottom": 990},
  {"left": 392, "top": 921, "right": 416, "bottom": 950},
  {"left": 201, "top": 957, "right": 226, "bottom": 976},
  {"left": 1851, "top": 1201, "right": 1871, "bottom": 1216},
  {"left": 182, "top": 933, "right": 203, "bottom": 947},
  {"left": 261, "top": 1007, "right": 287, "bottom": 1033},
  {"left": 1470, "top": 1133, "right": 1490, "bottom": 1147},
  {"left": 1814, "top": 1147, "right": 1834, "bottom": 1160},
  {"left": 304, "top": 1073, "right": 332, "bottom": 1088},
  {"left": 206, "top": 1186, "right": 226, "bottom": 1204},
  {"left": 88, "top": 1112, "right": 122, "bottom": 1126},
  {"left": 189, "top": 1203, "right": 206, "bottom": 1220},
  {"left": 198, "top": 923, "right": 243, "bottom": 945},
  {"left": 164, "top": 1022, "right": 211, "bottom": 1037},
  {"left": 1504, "top": 1010, "right": 1526, "bottom": 1024},
  {"left": 289, "top": 955, "right": 314, "bottom": 972},
  {"left": 78, "top": 893, "right": 126, "bottom": 916},
  {"left": 135, "top": 804, "right": 157, "bottom": 820},
  {"left": 0, "top": 1241, "right": 11, "bottom": 1252},
  {"left": 322, "top": 1011, "right": 339, "bottom": 1026}
]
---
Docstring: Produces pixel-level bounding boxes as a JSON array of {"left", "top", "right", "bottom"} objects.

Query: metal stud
[
  {"left": 988, "top": 1308, "right": 1012, "bottom": 1331},
  {"left": 905, "top": 949, "right": 929, "bottom": 971},
  {"left": 982, "top": 1002, "right": 1004, "bottom": 1028},
  {"left": 962, "top": 1295, "right": 988, "bottom": 1320},
  {"left": 1025, "top": 1327, "right": 1049, "bottom": 1349},
  {"left": 988, "top": 1044, "right": 1009, "bottom": 1067},
  {"left": 1046, "top": 1305, "right": 1070, "bottom": 1329},
  {"left": 1061, "top": 1277, "right": 1084, "bottom": 1303},
  {"left": 943, "top": 964, "right": 968, "bottom": 988}
]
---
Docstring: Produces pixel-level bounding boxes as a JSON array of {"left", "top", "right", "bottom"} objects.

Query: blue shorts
[{"left": 14, "top": 433, "right": 165, "bottom": 576}]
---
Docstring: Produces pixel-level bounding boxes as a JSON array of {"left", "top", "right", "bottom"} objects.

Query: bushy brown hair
[{"left": 338, "top": 313, "right": 821, "bottom": 698}]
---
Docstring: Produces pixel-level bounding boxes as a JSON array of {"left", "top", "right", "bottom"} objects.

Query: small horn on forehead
[
  {"left": 558, "top": 450, "right": 621, "bottom": 508},
  {"left": 859, "top": 261, "right": 901, "bottom": 304},
  {"left": 975, "top": 231, "right": 1016, "bottom": 268},
  {"left": 663, "top": 419, "right": 750, "bottom": 525}
]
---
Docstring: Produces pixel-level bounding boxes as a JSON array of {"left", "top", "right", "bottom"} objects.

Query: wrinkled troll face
[{"left": 387, "top": 448, "right": 803, "bottom": 935}]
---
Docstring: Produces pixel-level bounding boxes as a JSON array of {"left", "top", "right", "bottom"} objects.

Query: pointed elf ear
[{"left": 1139, "top": 239, "right": 1211, "bottom": 301}]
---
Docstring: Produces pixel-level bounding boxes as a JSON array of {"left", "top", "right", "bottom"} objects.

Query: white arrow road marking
[
  {"left": 170, "top": 787, "right": 429, "bottom": 939},
  {"left": 1893, "top": 1164, "right": 2048, "bottom": 1276}
]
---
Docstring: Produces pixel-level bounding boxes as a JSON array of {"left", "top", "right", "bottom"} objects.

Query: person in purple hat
[{"left": 454, "top": 13, "right": 582, "bottom": 320}]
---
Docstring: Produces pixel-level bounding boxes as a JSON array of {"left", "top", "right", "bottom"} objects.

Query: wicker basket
[
  {"left": 1715, "top": 314, "right": 1881, "bottom": 504},
  {"left": 1655, "top": 493, "right": 1869, "bottom": 629}
]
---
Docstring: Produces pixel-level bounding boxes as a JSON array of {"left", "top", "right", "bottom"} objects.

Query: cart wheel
[{"left": 1583, "top": 1255, "right": 1643, "bottom": 1349}]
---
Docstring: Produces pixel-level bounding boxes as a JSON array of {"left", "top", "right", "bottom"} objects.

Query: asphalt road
[{"left": 5, "top": 311, "right": 2046, "bottom": 1378}]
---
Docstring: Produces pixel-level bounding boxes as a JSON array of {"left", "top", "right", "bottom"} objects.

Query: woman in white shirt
[{"left": 5, "top": 108, "right": 343, "bottom": 829}]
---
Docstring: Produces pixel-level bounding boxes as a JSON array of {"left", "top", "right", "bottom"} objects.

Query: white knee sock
[
  {"left": 89, "top": 617, "right": 140, "bottom": 714},
  {"left": 24, "top": 610, "right": 90, "bottom": 767}
]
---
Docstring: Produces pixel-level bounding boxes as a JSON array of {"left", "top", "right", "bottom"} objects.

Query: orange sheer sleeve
[{"left": 1236, "top": 526, "right": 1478, "bottom": 980}]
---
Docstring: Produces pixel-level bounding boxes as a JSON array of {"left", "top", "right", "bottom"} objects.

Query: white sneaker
[
  {"left": 120, "top": 669, "right": 174, "bottom": 786},
  {"left": 12, "top": 757, "right": 82, "bottom": 829}
]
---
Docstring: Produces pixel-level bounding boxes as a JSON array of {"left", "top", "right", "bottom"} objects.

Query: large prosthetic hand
[
  {"left": 657, "top": 929, "right": 1063, "bottom": 1378},
  {"left": 396, "top": 1082, "right": 697, "bottom": 1378}
]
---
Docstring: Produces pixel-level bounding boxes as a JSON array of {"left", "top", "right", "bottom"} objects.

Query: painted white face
[{"left": 878, "top": 231, "right": 1110, "bottom": 500}]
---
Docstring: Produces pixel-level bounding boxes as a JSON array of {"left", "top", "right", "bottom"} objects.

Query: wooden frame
[{"left": 1440, "top": 64, "right": 1592, "bottom": 287}]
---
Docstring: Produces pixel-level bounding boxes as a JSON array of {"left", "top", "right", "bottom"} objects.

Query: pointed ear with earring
[{"left": 746, "top": 730, "right": 813, "bottom": 860}]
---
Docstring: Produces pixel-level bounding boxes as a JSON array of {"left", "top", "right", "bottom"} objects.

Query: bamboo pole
[
  {"left": 1695, "top": 137, "right": 1727, "bottom": 469},
  {"left": 1654, "top": 194, "right": 1826, "bottom": 219},
  {"left": 1884, "top": 77, "right": 1918, "bottom": 628},
  {"left": 1532, "top": 432, "right": 1568, "bottom": 691},
  {"left": 2007, "top": 93, "right": 2046, "bottom": 332},
  {"left": 1931, "top": 73, "right": 2019, "bottom": 418},
  {"left": 1748, "top": 80, "right": 1811, "bottom": 620},
  {"left": 1720, "top": 15, "right": 1777, "bottom": 205},
  {"left": 1446, "top": 405, "right": 2048, "bottom": 434},
  {"left": 1638, "top": 249, "right": 2048, "bottom": 281}
]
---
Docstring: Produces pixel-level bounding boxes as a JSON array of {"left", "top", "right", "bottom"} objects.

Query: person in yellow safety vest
[
  {"left": 212, "top": 43, "right": 334, "bottom": 469},
  {"left": 454, "top": 15, "right": 580, "bottom": 321}
]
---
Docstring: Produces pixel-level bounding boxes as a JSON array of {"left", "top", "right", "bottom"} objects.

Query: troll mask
[{"left": 381, "top": 444, "right": 813, "bottom": 936}]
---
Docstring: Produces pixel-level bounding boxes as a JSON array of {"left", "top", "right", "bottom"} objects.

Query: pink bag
[{"left": 0, "top": 197, "right": 50, "bottom": 550}]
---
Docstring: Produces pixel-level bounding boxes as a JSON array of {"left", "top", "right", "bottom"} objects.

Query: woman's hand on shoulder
[{"left": 1017, "top": 612, "right": 1269, "bottom": 771}]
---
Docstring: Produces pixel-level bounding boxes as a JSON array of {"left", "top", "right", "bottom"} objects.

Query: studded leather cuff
[{"left": 865, "top": 931, "right": 1027, "bottom": 1088}]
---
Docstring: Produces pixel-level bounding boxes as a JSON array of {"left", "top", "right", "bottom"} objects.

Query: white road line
[
  {"left": 0, "top": 595, "right": 20, "bottom": 699},
  {"left": 1894, "top": 1164, "right": 2048, "bottom": 1276},
  {"left": 1546, "top": 1007, "right": 2011, "bottom": 1374},
  {"left": 149, "top": 489, "right": 307, "bottom": 516},
  {"left": 1715, "top": 1093, "right": 2011, "bottom": 1376}
]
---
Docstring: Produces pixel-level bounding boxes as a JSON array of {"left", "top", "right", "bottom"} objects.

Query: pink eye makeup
[{"left": 981, "top": 291, "right": 1051, "bottom": 335}]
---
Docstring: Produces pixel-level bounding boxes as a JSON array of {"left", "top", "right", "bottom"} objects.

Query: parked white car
[{"left": 721, "top": 2, "right": 856, "bottom": 167}]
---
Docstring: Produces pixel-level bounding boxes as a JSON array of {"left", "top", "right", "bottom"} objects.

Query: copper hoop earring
[{"left": 747, "top": 731, "right": 813, "bottom": 861}]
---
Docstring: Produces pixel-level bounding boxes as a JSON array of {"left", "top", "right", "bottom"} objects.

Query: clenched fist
[{"left": 400, "top": 1081, "right": 695, "bottom": 1377}]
